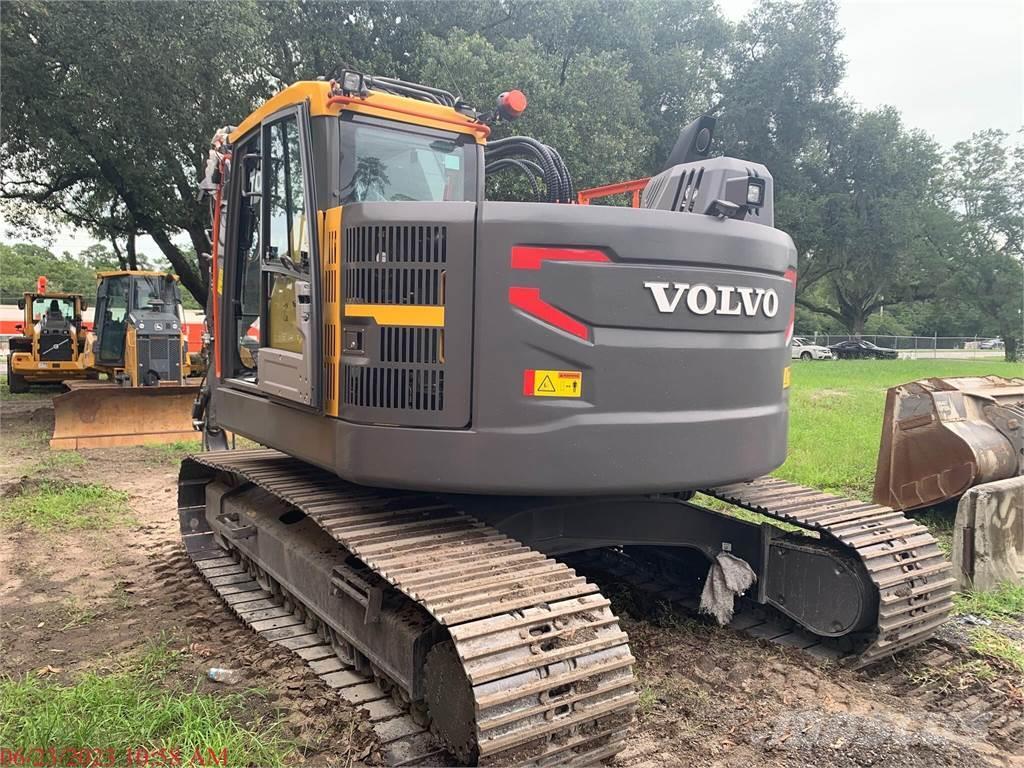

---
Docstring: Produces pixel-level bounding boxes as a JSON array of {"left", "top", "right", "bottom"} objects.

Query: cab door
[
  {"left": 256, "top": 106, "right": 321, "bottom": 408},
  {"left": 222, "top": 104, "right": 321, "bottom": 410}
]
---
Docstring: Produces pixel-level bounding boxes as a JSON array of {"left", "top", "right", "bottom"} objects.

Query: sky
[
  {"left": 10, "top": 0, "right": 1024, "bottom": 261},
  {"left": 718, "top": 0, "right": 1023, "bottom": 146}
]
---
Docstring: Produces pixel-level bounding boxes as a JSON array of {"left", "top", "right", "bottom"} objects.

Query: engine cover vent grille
[
  {"left": 343, "top": 367, "right": 445, "bottom": 412},
  {"left": 137, "top": 335, "right": 181, "bottom": 381},
  {"left": 339, "top": 204, "right": 474, "bottom": 429},
  {"left": 674, "top": 167, "right": 704, "bottom": 212},
  {"left": 379, "top": 327, "right": 441, "bottom": 365},
  {"left": 344, "top": 225, "right": 446, "bottom": 306}
]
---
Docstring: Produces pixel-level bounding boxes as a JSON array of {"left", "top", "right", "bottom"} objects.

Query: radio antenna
[{"left": 439, "top": 54, "right": 464, "bottom": 102}]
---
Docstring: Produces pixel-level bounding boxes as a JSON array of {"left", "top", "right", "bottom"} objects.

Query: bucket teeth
[{"left": 873, "top": 376, "right": 1024, "bottom": 511}]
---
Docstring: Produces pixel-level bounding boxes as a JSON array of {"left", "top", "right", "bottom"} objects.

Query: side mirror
[
  {"left": 81, "top": 300, "right": 88, "bottom": 311},
  {"left": 17, "top": 299, "right": 25, "bottom": 310}
]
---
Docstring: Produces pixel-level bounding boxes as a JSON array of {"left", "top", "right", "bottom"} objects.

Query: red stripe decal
[
  {"left": 523, "top": 369, "right": 535, "bottom": 396},
  {"left": 784, "top": 268, "right": 797, "bottom": 344},
  {"left": 509, "top": 287, "right": 590, "bottom": 340},
  {"left": 511, "top": 246, "right": 610, "bottom": 270}
]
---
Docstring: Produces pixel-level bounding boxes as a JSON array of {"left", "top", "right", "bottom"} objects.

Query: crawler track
[
  {"left": 704, "top": 477, "right": 957, "bottom": 665},
  {"left": 569, "top": 478, "right": 956, "bottom": 667},
  {"left": 179, "top": 449, "right": 637, "bottom": 766}
]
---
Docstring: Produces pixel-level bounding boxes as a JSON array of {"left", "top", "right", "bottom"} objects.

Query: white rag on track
[{"left": 699, "top": 551, "right": 757, "bottom": 625}]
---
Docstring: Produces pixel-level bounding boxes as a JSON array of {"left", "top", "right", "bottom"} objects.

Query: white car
[{"left": 791, "top": 337, "right": 834, "bottom": 360}]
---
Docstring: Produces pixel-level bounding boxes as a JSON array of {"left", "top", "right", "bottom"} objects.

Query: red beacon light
[
  {"left": 497, "top": 90, "right": 527, "bottom": 121},
  {"left": 37, "top": 276, "right": 48, "bottom": 295}
]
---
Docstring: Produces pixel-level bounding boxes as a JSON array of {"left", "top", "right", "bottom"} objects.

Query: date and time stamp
[{"left": 0, "top": 748, "right": 229, "bottom": 767}]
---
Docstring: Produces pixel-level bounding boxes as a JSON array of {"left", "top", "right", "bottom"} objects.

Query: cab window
[
  {"left": 265, "top": 116, "right": 309, "bottom": 354},
  {"left": 340, "top": 118, "right": 474, "bottom": 203},
  {"left": 32, "top": 298, "right": 75, "bottom": 321},
  {"left": 132, "top": 276, "right": 177, "bottom": 311},
  {"left": 266, "top": 118, "right": 309, "bottom": 272}
]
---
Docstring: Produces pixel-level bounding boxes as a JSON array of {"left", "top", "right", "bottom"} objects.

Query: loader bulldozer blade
[
  {"left": 51, "top": 380, "right": 199, "bottom": 450},
  {"left": 874, "top": 376, "right": 1024, "bottom": 512}
]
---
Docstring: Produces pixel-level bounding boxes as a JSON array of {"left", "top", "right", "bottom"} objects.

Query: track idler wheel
[{"left": 424, "top": 640, "right": 478, "bottom": 763}]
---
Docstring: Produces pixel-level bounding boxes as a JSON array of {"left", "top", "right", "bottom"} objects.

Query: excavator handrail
[{"left": 577, "top": 177, "right": 650, "bottom": 207}]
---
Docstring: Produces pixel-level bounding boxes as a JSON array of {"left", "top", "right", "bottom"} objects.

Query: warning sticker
[{"left": 523, "top": 369, "right": 583, "bottom": 398}]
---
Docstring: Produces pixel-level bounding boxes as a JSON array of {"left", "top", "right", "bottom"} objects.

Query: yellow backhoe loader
[{"left": 50, "top": 271, "right": 202, "bottom": 449}]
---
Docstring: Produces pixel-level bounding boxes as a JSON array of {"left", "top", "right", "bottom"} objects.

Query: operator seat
[{"left": 42, "top": 299, "right": 70, "bottom": 332}]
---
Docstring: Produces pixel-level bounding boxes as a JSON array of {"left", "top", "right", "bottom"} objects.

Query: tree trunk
[
  {"left": 1003, "top": 331, "right": 1019, "bottom": 363},
  {"left": 187, "top": 221, "right": 212, "bottom": 292},
  {"left": 151, "top": 230, "right": 207, "bottom": 306},
  {"left": 126, "top": 232, "right": 138, "bottom": 271}
]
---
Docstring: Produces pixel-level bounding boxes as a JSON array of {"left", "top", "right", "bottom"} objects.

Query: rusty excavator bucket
[
  {"left": 874, "top": 376, "right": 1024, "bottom": 590},
  {"left": 50, "top": 380, "right": 199, "bottom": 450}
]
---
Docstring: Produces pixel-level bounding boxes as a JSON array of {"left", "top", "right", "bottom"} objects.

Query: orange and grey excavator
[
  {"left": 49, "top": 270, "right": 201, "bottom": 449},
  {"left": 177, "top": 73, "right": 956, "bottom": 765}
]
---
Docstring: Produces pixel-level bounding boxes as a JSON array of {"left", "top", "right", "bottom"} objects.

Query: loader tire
[{"left": 6, "top": 358, "right": 29, "bottom": 393}]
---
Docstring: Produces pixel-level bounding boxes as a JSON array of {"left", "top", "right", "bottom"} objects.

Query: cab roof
[
  {"left": 23, "top": 291, "right": 82, "bottom": 300},
  {"left": 230, "top": 80, "right": 489, "bottom": 146},
  {"left": 97, "top": 270, "right": 178, "bottom": 280}
]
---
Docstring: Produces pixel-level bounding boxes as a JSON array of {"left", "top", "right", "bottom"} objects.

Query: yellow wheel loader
[
  {"left": 50, "top": 271, "right": 202, "bottom": 449},
  {"left": 7, "top": 277, "right": 95, "bottom": 392}
]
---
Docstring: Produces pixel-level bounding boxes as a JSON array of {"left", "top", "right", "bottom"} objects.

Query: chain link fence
[{"left": 797, "top": 333, "right": 1006, "bottom": 360}]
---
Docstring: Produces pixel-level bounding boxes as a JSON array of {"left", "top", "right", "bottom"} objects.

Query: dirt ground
[{"left": 1, "top": 394, "right": 1022, "bottom": 767}]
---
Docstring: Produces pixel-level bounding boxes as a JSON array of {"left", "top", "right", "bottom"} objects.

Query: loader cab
[{"left": 18, "top": 291, "right": 85, "bottom": 360}]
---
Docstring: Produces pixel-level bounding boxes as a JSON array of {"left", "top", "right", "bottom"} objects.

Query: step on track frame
[{"left": 179, "top": 449, "right": 637, "bottom": 766}]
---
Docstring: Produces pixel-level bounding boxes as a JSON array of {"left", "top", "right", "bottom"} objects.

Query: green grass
[
  {"left": 954, "top": 583, "right": 1024, "bottom": 620},
  {"left": 144, "top": 440, "right": 203, "bottom": 464},
  {"left": 915, "top": 510, "right": 954, "bottom": 555},
  {"left": 780, "top": 359, "right": 1020, "bottom": 500},
  {"left": 0, "top": 643, "right": 290, "bottom": 767},
  {"left": 905, "top": 658, "right": 997, "bottom": 688},
  {"left": 32, "top": 451, "right": 87, "bottom": 472},
  {"left": 0, "top": 480, "right": 131, "bottom": 531},
  {"left": 636, "top": 685, "right": 658, "bottom": 715},
  {"left": 0, "top": 372, "right": 60, "bottom": 401},
  {"left": 969, "top": 627, "right": 1024, "bottom": 674}
]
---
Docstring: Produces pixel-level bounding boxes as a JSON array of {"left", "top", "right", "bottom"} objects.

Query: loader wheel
[
  {"left": 800, "top": 351, "right": 812, "bottom": 361},
  {"left": 6, "top": 358, "right": 29, "bottom": 394}
]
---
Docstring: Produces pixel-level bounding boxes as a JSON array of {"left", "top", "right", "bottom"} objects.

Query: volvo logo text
[{"left": 643, "top": 282, "right": 779, "bottom": 317}]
